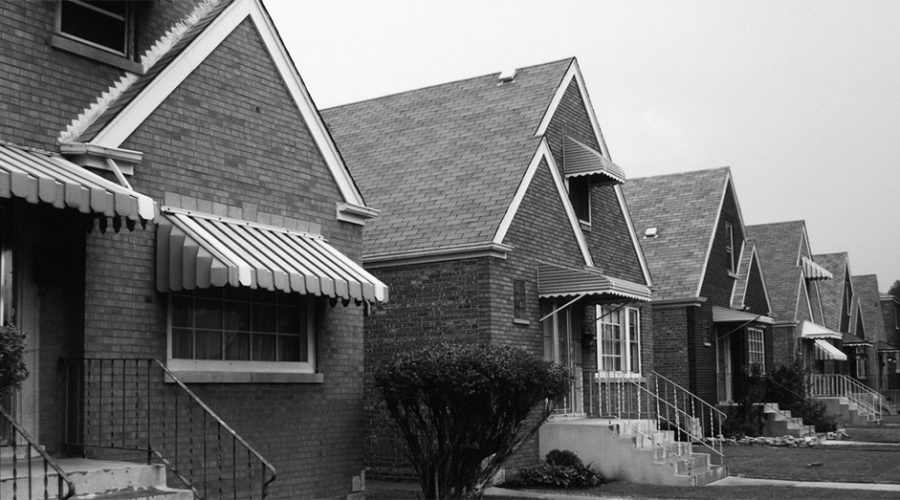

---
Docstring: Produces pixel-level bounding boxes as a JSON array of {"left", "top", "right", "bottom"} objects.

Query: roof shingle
[{"left": 746, "top": 221, "right": 808, "bottom": 322}]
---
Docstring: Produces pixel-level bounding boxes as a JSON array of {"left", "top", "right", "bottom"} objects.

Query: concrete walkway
[
  {"left": 711, "top": 476, "right": 900, "bottom": 491},
  {"left": 821, "top": 439, "right": 900, "bottom": 447}
]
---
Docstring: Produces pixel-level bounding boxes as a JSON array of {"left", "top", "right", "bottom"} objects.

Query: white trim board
[
  {"left": 534, "top": 59, "right": 609, "bottom": 158},
  {"left": 693, "top": 171, "right": 733, "bottom": 297},
  {"left": 87, "top": 0, "right": 367, "bottom": 208},
  {"left": 615, "top": 184, "right": 653, "bottom": 287},
  {"left": 492, "top": 140, "right": 593, "bottom": 267}
]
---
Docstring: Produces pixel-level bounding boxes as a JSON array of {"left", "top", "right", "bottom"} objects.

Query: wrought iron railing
[
  {"left": 0, "top": 404, "right": 75, "bottom": 500},
  {"left": 807, "top": 373, "right": 885, "bottom": 422},
  {"left": 62, "top": 358, "right": 276, "bottom": 499},
  {"left": 761, "top": 376, "right": 816, "bottom": 436},
  {"left": 583, "top": 370, "right": 725, "bottom": 466}
]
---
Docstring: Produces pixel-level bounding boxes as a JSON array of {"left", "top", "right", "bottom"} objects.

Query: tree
[
  {"left": 0, "top": 326, "right": 27, "bottom": 396},
  {"left": 375, "top": 342, "right": 571, "bottom": 499},
  {"left": 890, "top": 280, "right": 900, "bottom": 299}
]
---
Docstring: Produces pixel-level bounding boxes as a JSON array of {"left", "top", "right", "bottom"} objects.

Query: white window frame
[
  {"left": 596, "top": 305, "right": 641, "bottom": 377},
  {"left": 56, "top": 0, "right": 134, "bottom": 58},
  {"left": 856, "top": 347, "right": 867, "bottom": 379},
  {"left": 166, "top": 289, "right": 316, "bottom": 375},
  {"left": 747, "top": 327, "right": 765, "bottom": 372},
  {"left": 724, "top": 221, "right": 735, "bottom": 273}
]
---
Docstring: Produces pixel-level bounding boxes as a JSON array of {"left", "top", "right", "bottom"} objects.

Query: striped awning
[
  {"left": 814, "top": 339, "right": 847, "bottom": 361},
  {"left": 537, "top": 264, "right": 651, "bottom": 301},
  {"left": 0, "top": 141, "right": 155, "bottom": 222},
  {"left": 800, "top": 256, "right": 833, "bottom": 281},
  {"left": 156, "top": 208, "right": 388, "bottom": 304},
  {"left": 563, "top": 137, "right": 625, "bottom": 183},
  {"left": 800, "top": 320, "right": 841, "bottom": 340}
]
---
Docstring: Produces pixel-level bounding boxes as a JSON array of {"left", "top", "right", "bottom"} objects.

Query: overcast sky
[{"left": 266, "top": 0, "right": 899, "bottom": 291}]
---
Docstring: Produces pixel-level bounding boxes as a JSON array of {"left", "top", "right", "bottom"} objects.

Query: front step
[
  {"left": 758, "top": 403, "right": 814, "bottom": 437},
  {"left": 1, "top": 459, "right": 192, "bottom": 500},
  {"left": 539, "top": 418, "right": 727, "bottom": 486},
  {"left": 816, "top": 397, "right": 879, "bottom": 426}
]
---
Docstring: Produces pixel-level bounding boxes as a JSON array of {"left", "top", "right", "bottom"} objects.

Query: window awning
[
  {"left": 0, "top": 141, "right": 155, "bottom": 222},
  {"left": 799, "top": 320, "right": 841, "bottom": 340},
  {"left": 712, "top": 306, "right": 774, "bottom": 324},
  {"left": 877, "top": 340, "right": 900, "bottom": 353},
  {"left": 563, "top": 137, "right": 625, "bottom": 184},
  {"left": 814, "top": 339, "right": 847, "bottom": 361},
  {"left": 156, "top": 208, "right": 388, "bottom": 304},
  {"left": 801, "top": 256, "right": 833, "bottom": 281},
  {"left": 537, "top": 264, "right": 651, "bottom": 301},
  {"left": 842, "top": 333, "right": 872, "bottom": 347}
]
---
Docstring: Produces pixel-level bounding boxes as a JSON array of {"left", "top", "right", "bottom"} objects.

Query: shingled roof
[
  {"left": 746, "top": 221, "right": 808, "bottom": 322},
  {"left": 853, "top": 275, "right": 887, "bottom": 343},
  {"left": 621, "top": 167, "right": 731, "bottom": 301},
  {"left": 321, "top": 59, "right": 574, "bottom": 257},
  {"left": 814, "top": 252, "right": 851, "bottom": 331}
]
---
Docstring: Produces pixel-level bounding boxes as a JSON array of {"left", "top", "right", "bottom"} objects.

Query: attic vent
[
  {"left": 644, "top": 227, "right": 658, "bottom": 239},
  {"left": 498, "top": 68, "right": 518, "bottom": 84}
]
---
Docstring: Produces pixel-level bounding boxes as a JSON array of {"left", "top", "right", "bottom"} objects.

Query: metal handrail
[
  {"left": 1, "top": 404, "right": 75, "bottom": 499},
  {"left": 647, "top": 372, "right": 724, "bottom": 462},
  {"left": 62, "top": 358, "right": 277, "bottom": 499},
  {"left": 807, "top": 373, "right": 885, "bottom": 421},
  {"left": 761, "top": 376, "right": 815, "bottom": 435}
]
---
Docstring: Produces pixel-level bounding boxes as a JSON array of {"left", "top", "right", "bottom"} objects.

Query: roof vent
[
  {"left": 498, "top": 68, "right": 518, "bottom": 84},
  {"left": 644, "top": 227, "right": 658, "bottom": 239}
]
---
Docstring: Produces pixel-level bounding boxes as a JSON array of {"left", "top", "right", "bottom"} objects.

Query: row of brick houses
[{"left": 2, "top": 0, "right": 898, "bottom": 498}]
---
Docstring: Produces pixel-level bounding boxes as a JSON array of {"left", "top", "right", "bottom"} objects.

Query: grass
[
  {"left": 843, "top": 425, "right": 900, "bottom": 443},
  {"left": 723, "top": 443, "right": 900, "bottom": 483}
]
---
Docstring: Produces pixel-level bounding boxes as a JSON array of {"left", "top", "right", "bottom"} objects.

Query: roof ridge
[
  {"left": 58, "top": 0, "right": 226, "bottom": 143},
  {"left": 322, "top": 57, "right": 574, "bottom": 112},
  {"left": 627, "top": 165, "right": 730, "bottom": 183}
]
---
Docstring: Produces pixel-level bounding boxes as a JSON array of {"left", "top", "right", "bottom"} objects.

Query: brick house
[
  {"left": 622, "top": 168, "right": 773, "bottom": 407},
  {"left": 879, "top": 293, "right": 900, "bottom": 395},
  {"left": 0, "top": 1, "right": 386, "bottom": 498},
  {"left": 322, "top": 59, "right": 660, "bottom": 480},
  {"left": 745, "top": 222, "right": 842, "bottom": 372},
  {"left": 851, "top": 274, "right": 896, "bottom": 395}
]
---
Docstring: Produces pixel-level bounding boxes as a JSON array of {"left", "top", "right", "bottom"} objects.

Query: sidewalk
[{"left": 710, "top": 476, "right": 900, "bottom": 491}]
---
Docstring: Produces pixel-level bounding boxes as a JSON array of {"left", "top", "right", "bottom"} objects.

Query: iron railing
[
  {"left": 760, "top": 376, "right": 815, "bottom": 436},
  {"left": 807, "top": 373, "right": 885, "bottom": 422},
  {"left": 583, "top": 370, "right": 726, "bottom": 466},
  {"left": 62, "top": 358, "right": 276, "bottom": 499},
  {"left": 0, "top": 404, "right": 75, "bottom": 500}
]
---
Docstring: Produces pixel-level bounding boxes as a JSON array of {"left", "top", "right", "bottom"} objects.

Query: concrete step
[
  {"left": 1, "top": 459, "right": 192, "bottom": 500},
  {"left": 661, "top": 452, "right": 710, "bottom": 476},
  {"left": 685, "top": 464, "right": 728, "bottom": 486}
]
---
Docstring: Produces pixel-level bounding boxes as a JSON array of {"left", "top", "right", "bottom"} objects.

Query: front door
[
  {"left": 0, "top": 202, "right": 17, "bottom": 442},
  {"left": 717, "top": 333, "right": 733, "bottom": 403},
  {"left": 543, "top": 300, "right": 582, "bottom": 414}
]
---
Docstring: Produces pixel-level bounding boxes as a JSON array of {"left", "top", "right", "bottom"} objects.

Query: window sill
[
  {"left": 51, "top": 34, "right": 144, "bottom": 74},
  {"left": 579, "top": 220, "right": 592, "bottom": 232},
  {"left": 593, "top": 372, "right": 645, "bottom": 382},
  {"left": 727, "top": 271, "right": 739, "bottom": 279},
  {"left": 166, "top": 370, "right": 324, "bottom": 384},
  {"left": 513, "top": 318, "right": 531, "bottom": 326}
]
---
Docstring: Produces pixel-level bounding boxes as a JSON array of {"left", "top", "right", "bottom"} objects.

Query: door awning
[
  {"left": 0, "top": 141, "right": 155, "bottom": 222},
  {"left": 563, "top": 137, "right": 625, "bottom": 183},
  {"left": 537, "top": 264, "right": 651, "bottom": 301},
  {"left": 842, "top": 333, "right": 872, "bottom": 347},
  {"left": 799, "top": 320, "right": 841, "bottom": 340},
  {"left": 712, "top": 306, "right": 774, "bottom": 324},
  {"left": 814, "top": 339, "right": 847, "bottom": 361},
  {"left": 156, "top": 208, "right": 388, "bottom": 304},
  {"left": 801, "top": 256, "right": 833, "bottom": 281}
]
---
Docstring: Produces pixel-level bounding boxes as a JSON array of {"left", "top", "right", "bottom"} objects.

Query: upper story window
[
  {"left": 597, "top": 305, "right": 641, "bottom": 375},
  {"left": 168, "top": 287, "right": 316, "bottom": 374},
  {"left": 59, "top": 1, "right": 134, "bottom": 57},
  {"left": 844, "top": 279, "right": 852, "bottom": 314},
  {"left": 724, "top": 221, "right": 735, "bottom": 273},
  {"left": 568, "top": 176, "right": 591, "bottom": 225}
]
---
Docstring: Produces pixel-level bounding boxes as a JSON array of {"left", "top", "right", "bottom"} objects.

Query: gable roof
[
  {"left": 730, "top": 241, "right": 771, "bottom": 313},
  {"left": 58, "top": 0, "right": 368, "bottom": 209},
  {"left": 853, "top": 274, "right": 887, "bottom": 343},
  {"left": 746, "top": 221, "right": 809, "bottom": 321},
  {"left": 321, "top": 58, "right": 585, "bottom": 259},
  {"left": 813, "top": 252, "right": 851, "bottom": 331},
  {"left": 622, "top": 167, "right": 732, "bottom": 301}
]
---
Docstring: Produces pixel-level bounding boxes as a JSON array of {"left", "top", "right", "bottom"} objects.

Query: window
[
  {"left": 168, "top": 287, "right": 315, "bottom": 373},
  {"left": 568, "top": 177, "right": 591, "bottom": 224},
  {"left": 747, "top": 328, "right": 765, "bottom": 372},
  {"left": 58, "top": 0, "right": 134, "bottom": 56},
  {"left": 703, "top": 325, "right": 713, "bottom": 347},
  {"left": 724, "top": 221, "right": 735, "bottom": 273},
  {"left": 845, "top": 279, "right": 852, "bottom": 314},
  {"left": 856, "top": 349, "right": 867, "bottom": 379},
  {"left": 597, "top": 305, "right": 641, "bottom": 374},
  {"left": 513, "top": 279, "right": 527, "bottom": 321}
]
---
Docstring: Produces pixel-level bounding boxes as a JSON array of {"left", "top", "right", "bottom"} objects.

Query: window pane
[
  {"left": 224, "top": 302, "right": 251, "bottom": 331},
  {"left": 61, "top": 1, "right": 127, "bottom": 53},
  {"left": 252, "top": 334, "right": 276, "bottom": 361},
  {"left": 171, "top": 328, "right": 193, "bottom": 359},
  {"left": 171, "top": 295, "right": 191, "bottom": 327},
  {"left": 195, "top": 299, "right": 222, "bottom": 329},
  {"left": 224, "top": 286, "right": 250, "bottom": 302},
  {"left": 195, "top": 331, "right": 222, "bottom": 360},
  {"left": 253, "top": 303, "right": 276, "bottom": 332},
  {"left": 277, "top": 306, "right": 300, "bottom": 333},
  {"left": 224, "top": 332, "right": 250, "bottom": 360},
  {"left": 278, "top": 335, "right": 301, "bottom": 362}
]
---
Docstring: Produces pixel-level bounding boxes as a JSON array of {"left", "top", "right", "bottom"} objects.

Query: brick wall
[
  {"left": 699, "top": 185, "right": 742, "bottom": 308},
  {"left": 543, "top": 77, "right": 602, "bottom": 167},
  {"left": 771, "top": 324, "right": 798, "bottom": 369},
  {"left": 743, "top": 258, "right": 770, "bottom": 315},
  {"left": 882, "top": 299, "right": 900, "bottom": 346},
  {"left": 689, "top": 306, "right": 717, "bottom": 405},
  {"left": 649, "top": 306, "right": 691, "bottom": 389}
]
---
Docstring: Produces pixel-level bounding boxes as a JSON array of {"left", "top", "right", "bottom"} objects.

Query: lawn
[
  {"left": 843, "top": 425, "right": 900, "bottom": 443},
  {"left": 723, "top": 443, "right": 900, "bottom": 483}
]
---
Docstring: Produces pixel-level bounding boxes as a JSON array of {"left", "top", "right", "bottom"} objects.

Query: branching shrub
[
  {"left": 511, "top": 450, "right": 605, "bottom": 489},
  {"left": 0, "top": 326, "right": 27, "bottom": 395},
  {"left": 375, "top": 342, "right": 571, "bottom": 499}
]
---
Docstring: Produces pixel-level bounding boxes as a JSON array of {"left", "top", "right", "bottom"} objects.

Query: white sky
[{"left": 265, "top": 0, "right": 899, "bottom": 291}]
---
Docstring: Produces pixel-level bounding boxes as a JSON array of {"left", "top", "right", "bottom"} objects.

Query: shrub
[
  {"left": 0, "top": 326, "right": 27, "bottom": 395},
  {"left": 511, "top": 450, "right": 605, "bottom": 489},
  {"left": 375, "top": 342, "right": 571, "bottom": 499}
]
